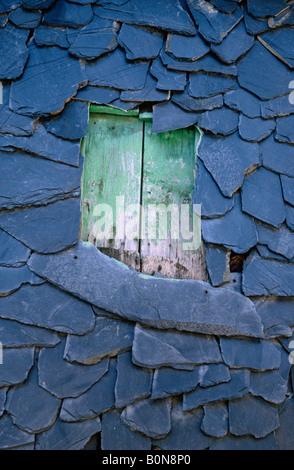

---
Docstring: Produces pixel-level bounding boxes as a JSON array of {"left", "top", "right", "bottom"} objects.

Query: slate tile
[
  {"left": 108, "top": 98, "right": 139, "bottom": 112},
  {"left": 268, "top": 5, "right": 294, "bottom": 29},
  {"left": 115, "top": 351, "right": 152, "bottom": 408},
  {"left": 183, "top": 369, "right": 250, "bottom": 410},
  {"left": 150, "top": 57, "right": 186, "bottom": 92},
  {"left": 60, "top": 359, "right": 117, "bottom": 422},
  {"left": 94, "top": 0, "right": 196, "bottom": 36},
  {"left": 0, "top": 414, "right": 34, "bottom": 450},
  {"left": 101, "top": 409, "right": 151, "bottom": 450},
  {"left": 8, "top": 7, "right": 42, "bottom": 29},
  {"left": 118, "top": 23, "right": 163, "bottom": 61},
  {"left": 201, "top": 194, "right": 258, "bottom": 253},
  {"left": 0, "top": 14, "right": 8, "bottom": 27},
  {"left": 34, "top": 25, "right": 70, "bottom": 49},
  {"left": 242, "top": 251, "right": 294, "bottom": 296},
  {"left": 0, "top": 229, "right": 30, "bottom": 267},
  {"left": 0, "top": 108, "right": 35, "bottom": 137},
  {"left": 166, "top": 31, "right": 209, "bottom": 62},
  {"left": 0, "top": 265, "right": 44, "bottom": 296},
  {"left": 204, "top": 244, "right": 230, "bottom": 287},
  {"left": 0, "top": 22, "right": 29, "bottom": 80},
  {"left": 199, "top": 363, "right": 231, "bottom": 388},
  {"left": 189, "top": 73, "right": 237, "bottom": 99},
  {"left": 224, "top": 273, "right": 243, "bottom": 294},
  {"left": 44, "top": 100, "right": 89, "bottom": 141},
  {"left": 21, "top": 0, "right": 56, "bottom": 8},
  {"left": 201, "top": 402, "right": 228, "bottom": 438},
  {"left": 0, "top": 0, "right": 22, "bottom": 14},
  {"left": 0, "top": 347, "right": 34, "bottom": 388},
  {"left": 286, "top": 204, "right": 294, "bottom": 231},
  {"left": 260, "top": 133, "right": 294, "bottom": 177},
  {"left": 254, "top": 298, "right": 294, "bottom": 339},
  {"left": 9, "top": 41, "right": 86, "bottom": 117},
  {"left": 36, "top": 417, "right": 101, "bottom": 450},
  {"left": 0, "top": 389, "right": 7, "bottom": 417},
  {"left": 238, "top": 42, "right": 294, "bottom": 100},
  {"left": 28, "top": 240, "right": 264, "bottom": 338},
  {"left": 241, "top": 167, "right": 286, "bottom": 228},
  {"left": 0, "top": 283, "right": 95, "bottom": 335},
  {"left": 86, "top": 47, "right": 149, "bottom": 91},
  {"left": 38, "top": 338, "right": 110, "bottom": 399},
  {"left": 198, "top": 107, "right": 239, "bottom": 136},
  {"left": 224, "top": 88, "right": 261, "bottom": 119},
  {"left": 5, "top": 363, "right": 61, "bottom": 434},
  {"left": 172, "top": 90, "right": 223, "bottom": 113},
  {"left": 210, "top": 431, "right": 278, "bottom": 450},
  {"left": 154, "top": 399, "right": 211, "bottom": 450},
  {"left": 0, "top": 151, "right": 82, "bottom": 210},
  {"left": 120, "top": 397, "right": 172, "bottom": 440},
  {"left": 220, "top": 337, "right": 281, "bottom": 371},
  {"left": 209, "top": 0, "right": 238, "bottom": 14},
  {"left": 43, "top": 0, "right": 93, "bottom": 27},
  {"left": 74, "top": 85, "right": 120, "bottom": 104},
  {"left": 243, "top": 7, "right": 270, "bottom": 36},
  {"left": 275, "top": 397, "right": 294, "bottom": 450},
  {"left": 64, "top": 316, "right": 134, "bottom": 365},
  {"left": 68, "top": 15, "right": 118, "bottom": 60},
  {"left": 120, "top": 73, "right": 169, "bottom": 102},
  {"left": 0, "top": 317, "right": 59, "bottom": 349},
  {"left": 258, "top": 29, "right": 294, "bottom": 69},
  {"left": 132, "top": 324, "right": 222, "bottom": 370},
  {"left": 229, "top": 395, "right": 280, "bottom": 439},
  {"left": 186, "top": 0, "right": 243, "bottom": 45},
  {"left": 211, "top": 20, "right": 254, "bottom": 64},
  {"left": 198, "top": 132, "right": 260, "bottom": 197},
  {"left": 276, "top": 116, "right": 294, "bottom": 145},
  {"left": 247, "top": 0, "right": 288, "bottom": 19},
  {"left": 256, "top": 245, "right": 289, "bottom": 262},
  {"left": 152, "top": 101, "right": 199, "bottom": 133},
  {"left": 239, "top": 115, "right": 276, "bottom": 143},
  {"left": 256, "top": 222, "right": 294, "bottom": 260},
  {"left": 161, "top": 49, "right": 237, "bottom": 75},
  {"left": 193, "top": 159, "right": 235, "bottom": 219},
  {"left": 261, "top": 94, "right": 294, "bottom": 119}
]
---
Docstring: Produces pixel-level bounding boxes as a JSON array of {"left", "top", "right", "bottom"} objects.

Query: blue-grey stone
[
  {"left": 172, "top": 90, "right": 223, "bottom": 113},
  {"left": 0, "top": 389, "right": 6, "bottom": 417},
  {"left": 224, "top": 88, "right": 261, "bottom": 119},
  {"left": 28, "top": 240, "right": 264, "bottom": 338},
  {"left": 108, "top": 98, "right": 139, "bottom": 112},
  {"left": 0, "top": 107, "right": 35, "bottom": 136},
  {"left": 201, "top": 402, "right": 228, "bottom": 438},
  {"left": 275, "top": 397, "right": 294, "bottom": 450},
  {"left": 44, "top": 100, "right": 89, "bottom": 140},
  {"left": 193, "top": 159, "right": 235, "bottom": 219},
  {"left": 257, "top": 245, "right": 289, "bottom": 262},
  {"left": 183, "top": 369, "right": 250, "bottom": 410},
  {"left": 209, "top": 0, "right": 237, "bottom": 13},
  {"left": 0, "top": 0, "right": 21, "bottom": 14},
  {"left": 60, "top": 359, "right": 117, "bottom": 422},
  {"left": 258, "top": 29, "right": 294, "bottom": 69},
  {"left": 21, "top": 0, "right": 56, "bottom": 9},
  {"left": 154, "top": 399, "right": 211, "bottom": 450},
  {"left": 118, "top": 23, "right": 163, "bottom": 60},
  {"left": 64, "top": 316, "right": 134, "bottom": 365},
  {"left": 257, "top": 222, "right": 294, "bottom": 260},
  {"left": 86, "top": 47, "right": 149, "bottom": 91},
  {"left": 198, "top": 107, "right": 239, "bottom": 136},
  {"left": 199, "top": 363, "right": 231, "bottom": 388},
  {"left": 69, "top": 15, "right": 118, "bottom": 60},
  {"left": 0, "top": 283, "right": 95, "bottom": 335},
  {"left": 152, "top": 101, "right": 199, "bottom": 133},
  {"left": 43, "top": 0, "right": 93, "bottom": 27},
  {"left": 120, "top": 73, "right": 169, "bottom": 102},
  {"left": 0, "top": 22, "right": 29, "bottom": 80},
  {"left": 186, "top": 0, "right": 243, "bottom": 44},
  {"left": 0, "top": 229, "right": 30, "bottom": 267},
  {"left": 132, "top": 324, "right": 222, "bottom": 370},
  {"left": 243, "top": 6, "right": 270, "bottom": 36},
  {"left": 34, "top": 25, "right": 70, "bottom": 48},
  {"left": 261, "top": 133, "right": 294, "bottom": 177},
  {"left": 0, "top": 265, "right": 44, "bottom": 295},
  {"left": 199, "top": 132, "right": 260, "bottom": 197},
  {"left": 150, "top": 57, "right": 186, "bottom": 91},
  {"left": 94, "top": 0, "right": 196, "bottom": 35},
  {"left": 205, "top": 245, "right": 230, "bottom": 287},
  {"left": 0, "top": 197, "right": 81, "bottom": 254},
  {"left": 247, "top": 0, "right": 288, "bottom": 19},
  {"left": 255, "top": 297, "right": 294, "bottom": 339},
  {"left": 120, "top": 397, "right": 172, "bottom": 440},
  {"left": 74, "top": 85, "right": 120, "bottom": 104},
  {"left": 261, "top": 94, "right": 294, "bottom": 119},
  {"left": 9, "top": 42, "right": 86, "bottom": 117},
  {"left": 238, "top": 42, "right": 294, "bottom": 100},
  {"left": 166, "top": 31, "right": 209, "bottom": 61},
  {"left": 224, "top": 273, "right": 243, "bottom": 294},
  {"left": 115, "top": 351, "right": 152, "bottom": 408},
  {"left": 101, "top": 409, "right": 151, "bottom": 450},
  {"left": 229, "top": 395, "right": 280, "bottom": 438},
  {"left": 276, "top": 116, "right": 294, "bottom": 144},
  {"left": 0, "top": 414, "right": 34, "bottom": 450},
  {"left": 8, "top": 7, "right": 42, "bottom": 28},
  {"left": 242, "top": 251, "right": 294, "bottom": 296},
  {"left": 241, "top": 167, "right": 286, "bottom": 228},
  {"left": 210, "top": 432, "right": 278, "bottom": 450},
  {"left": 189, "top": 73, "right": 237, "bottom": 99},
  {"left": 0, "top": 318, "right": 59, "bottom": 348},
  {"left": 38, "top": 338, "right": 109, "bottom": 399},
  {"left": 5, "top": 363, "right": 61, "bottom": 434},
  {"left": 0, "top": 151, "right": 82, "bottom": 210},
  {"left": 211, "top": 20, "right": 254, "bottom": 64},
  {"left": 36, "top": 416, "right": 101, "bottom": 450},
  {"left": 0, "top": 347, "right": 34, "bottom": 387},
  {"left": 0, "top": 14, "right": 8, "bottom": 27},
  {"left": 239, "top": 115, "right": 276, "bottom": 142},
  {"left": 220, "top": 337, "right": 281, "bottom": 371},
  {"left": 286, "top": 204, "right": 294, "bottom": 231},
  {"left": 268, "top": 5, "right": 294, "bottom": 29}
]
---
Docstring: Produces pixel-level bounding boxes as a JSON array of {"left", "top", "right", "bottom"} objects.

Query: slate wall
[{"left": 0, "top": 0, "right": 294, "bottom": 450}]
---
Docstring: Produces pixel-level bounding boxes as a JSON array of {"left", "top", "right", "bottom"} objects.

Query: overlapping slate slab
[
  {"left": 0, "top": 107, "right": 35, "bottom": 137},
  {"left": 172, "top": 90, "right": 223, "bottom": 113},
  {"left": 247, "top": 0, "right": 288, "bottom": 20},
  {"left": 120, "top": 73, "right": 169, "bottom": 102},
  {"left": 28, "top": 240, "right": 264, "bottom": 338},
  {"left": 209, "top": 0, "right": 238, "bottom": 14},
  {"left": 0, "top": 283, "right": 95, "bottom": 335},
  {"left": 275, "top": 398, "right": 294, "bottom": 450},
  {"left": 0, "top": 0, "right": 22, "bottom": 14},
  {"left": 34, "top": 26, "right": 70, "bottom": 49},
  {"left": 166, "top": 32, "right": 209, "bottom": 62},
  {"left": 44, "top": 100, "right": 89, "bottom": 141},
  {"left": 43, "top": 0, "right": 93, "bottom": 27},
  {"left": 224, "top": 88, "right": 261, "bottom": 119},
  {"left": 74, "top": 85, "right": 120, "bottom": 105},
  {"left": 152, "top": 101, "right": 199, "bottom": 133},
  {"left": 211, "top": 20, "right": 254, "bottom": 64},
  {"left": 9, "top": 42, "right": 86, "bottom": 117},
  {"left": 0, "top": 23, "right": 29, "bottom": 80},
  {"left": 257, "top": 223, "right": 294, "bottom": 260},
  {"left": 198, "top": 107, "right": 239, "bottom": 136},
  {"left": 8, "top": 7, "right": 42, "bottom": 29},
  {"left": 255, "top": 298, "right": 294, "bottom": 338},
  {"left": 260, "top": 133, "right": 294, "bottom": 177},
  {"left": 198, "top": 132, "right": 260, "bottom": 197},
  {"left": 189, "top": 73, "right": 237, "bottom": 99},
  {"left": 201, "top": 402, "right": 228, "bottom": 438},
  {"left": 0, "top": 414, "right": 34, "bottom": 450},
  {"left": 0, "top": 229, "right": 30, "bottom": 267},
  {"left": 22, "top": 0, "right": 56, "bottom": 9},
  {"left": 118, "top": 24, "right": 163, "bottom": 60},
  {"left": 204, "top": 245, "right": 230, "bottom": 287},
  {"left": 161, "top": 49, "right": 237, "bottom": 75},
  {"left": 150, "top": 57, "right": 186, "bottom": 92},
  {"left": 276, "top": 116, "right": 294, "bottom": 145},
  {"left": 0, "top": 347, "right": 34, "bottom": 388},
  {"left": 258, "top": 29, "right": 294, "bottom": 69},
  {"left": 286, "top": 205, "right": 294, "bottom": 231},
  {"left": 268, "top": 5, "right": 294, "bottom": 29},
  {"left": 261, "top": 94, "right": 294, "bottom": 119},
  {"left": 0, "top": 318, "right": 59, "bottom": 348},
  {"left": 0, "top": 265, "right": 44, "bottom": 296},
  {"left": 239, "top": 115, "right": 276, "bottom": 142}
]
